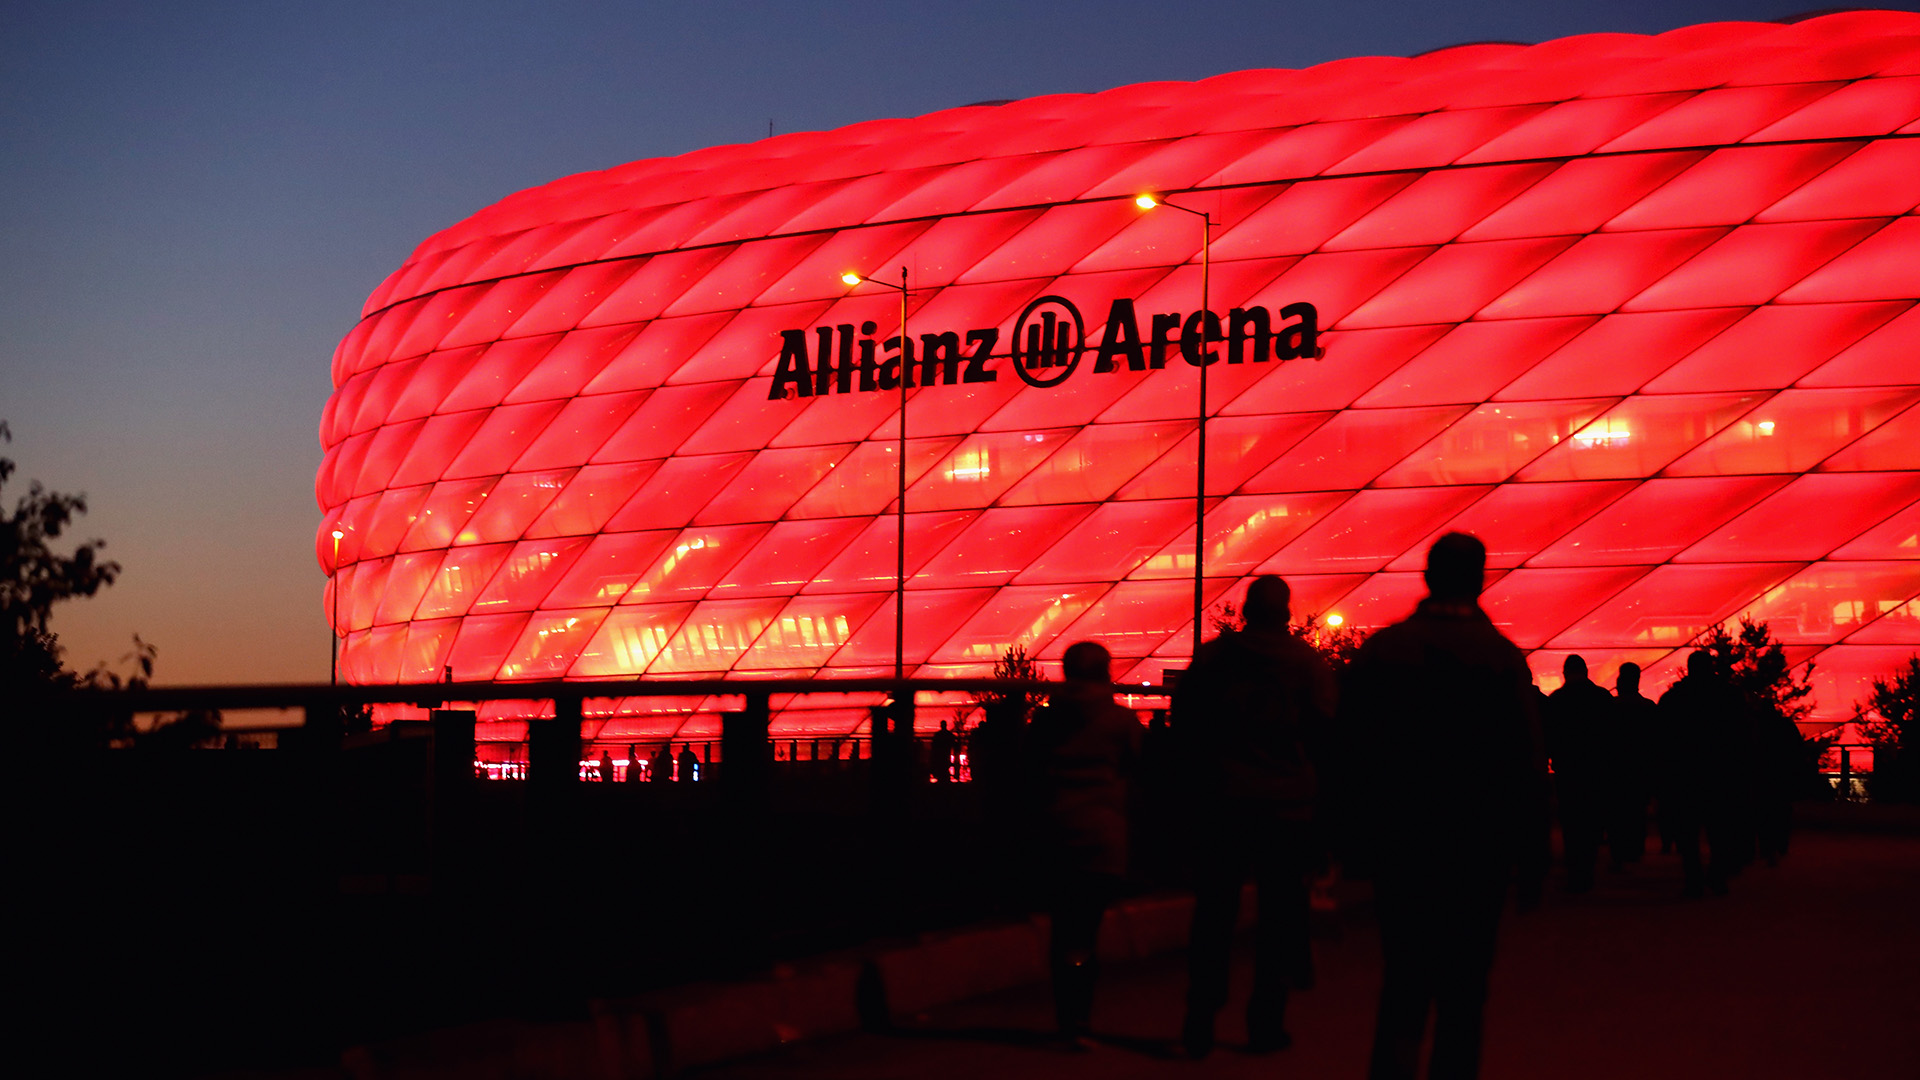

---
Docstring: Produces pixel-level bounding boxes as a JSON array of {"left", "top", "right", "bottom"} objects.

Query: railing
[
  {"left": 32, "top": 674, "right": 1085, "bottom": 712},
  {"left": 26, "top": 676, "right": 1170, "bottom": 779}
]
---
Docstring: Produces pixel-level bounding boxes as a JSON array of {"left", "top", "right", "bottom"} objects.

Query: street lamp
[
  {"left": 1136, "top": 193, "right": 1213, "bottom": 650},
  {"left": 330, "top": 528, "right": 345, "bottom": 685},
  {"left": 840, "top": 267, "right": 912, "bottom": 686}
]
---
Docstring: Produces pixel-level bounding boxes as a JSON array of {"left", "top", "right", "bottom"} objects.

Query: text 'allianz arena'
[{"left": 319, "top": 11, "right": 1920, "bottom": 745}]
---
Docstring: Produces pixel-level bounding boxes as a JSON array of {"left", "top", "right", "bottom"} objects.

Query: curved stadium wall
[{"left": 318, "top": 11, "right": 1920, "bottom": 746}]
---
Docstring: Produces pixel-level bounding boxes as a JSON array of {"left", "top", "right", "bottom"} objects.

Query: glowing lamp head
[
  {"left": 1135, "top": 194, "right": 1159, "bottom": 210},
  {"left": 1326, "top": 613, "right": 1344, "bottom": 628},
  {"left": 841, "top": 272, "right": 862, "bottom": 286}
]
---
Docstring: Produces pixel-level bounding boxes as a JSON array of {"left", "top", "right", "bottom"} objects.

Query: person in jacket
[
  {"left": 1609, "top": 664, "right": 1658, "bottom": 867},
  {"left": 1341, "top": 533, "right": 1549, "bottom": 1080},
  {"left": 1171, "top": 574, "right": 1336, "bottom": 1058},
  {"left": 1024, "top": 640, "right": 1141, "bottom": 1045},
  {"left": 1658, "top": 649, "right": 1749, "bottom": 896},
  {"left": 1545, "top": 655, "right": 1613, "bottom": 892}
]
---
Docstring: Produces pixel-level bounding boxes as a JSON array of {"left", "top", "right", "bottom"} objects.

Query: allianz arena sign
[
  {"left": 770, "top": 295, "right": 1322, "bottom": 398},
  {"left": 319, "top": 11, "right": 1920, "bottom": 740}
]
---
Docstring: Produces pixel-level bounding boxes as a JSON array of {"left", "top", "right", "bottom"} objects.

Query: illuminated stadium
[{"left": 318, "top": 10, "right": 1920, "bottom": 746}]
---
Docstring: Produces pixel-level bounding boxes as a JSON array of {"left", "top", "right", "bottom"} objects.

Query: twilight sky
[{"left": 0, "top": 0, "right": 1869, "bottom": 685}]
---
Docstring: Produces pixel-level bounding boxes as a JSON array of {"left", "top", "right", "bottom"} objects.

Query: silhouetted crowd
[{"left": 1011, "top": 531, "right": 1809, "bottom": 1079}]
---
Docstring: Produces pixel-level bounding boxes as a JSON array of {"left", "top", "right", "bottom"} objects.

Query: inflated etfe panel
[{"left": 320, "top": 11, "right": 1920, "bottom": 740}]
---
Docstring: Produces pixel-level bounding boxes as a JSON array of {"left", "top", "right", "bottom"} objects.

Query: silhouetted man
[
  {"left": 626, "top": 743, "right": 643, "bottom": 783},
  {"left": 929, "top": 720, "right": 956, "bottom": 783},
  {"left": 1024, "top": 641, "right": 1140, "bottom": 1045},
  {"left": 1342, "top": 533, "right": 1549, "bottom": 1080},
  {"left": 1659, "top": 650, "right": 1748, "bottom": 896},
  {"left": 650, "top": 742, "right": 672, "bottom": 782},
  {"left": 1172, "top": 574, "right": 1335, "bottom": 1057},
  {"left": 1546, "top": 655, "right": 1612, "bottom": 892},
  {"left": 599, "top": 746, "right": 617, "bottom": 783},
  {"left": 1610, "top": 664, "right": 1658, "bottom": 866},
  {"left": 678, "top": 744, "right": 699, "bottom": 783}
]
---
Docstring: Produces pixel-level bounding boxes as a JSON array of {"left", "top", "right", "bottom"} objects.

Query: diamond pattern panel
[{"left": 321, "top": 12, "right": 1920, "bottom": 739}]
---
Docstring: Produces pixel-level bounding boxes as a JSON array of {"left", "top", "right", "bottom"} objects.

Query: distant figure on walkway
[
  {"left": 1023, "top": 641, "right": 1140, "bottom": 1045},
  {"left": 929, "top": 720, "right": 956, "bottom": 783},
  {"left": 1171, "top": 574, "right": 1335, "bottom": 1058},
  {"left": 1659, "top": 650, "right": 1749, "bottom": 896},
  {"left": 1610, "top": 664, "right": 1658, "bottom": 866},
  {"left": 1341, "top": 532, "right": 1549, "bottom": 1080},
  {"left": 626, "top": 743, "right": 643, "bottom": 783},
  {"left": 600, "top": 747, "right": 617, "bottom": 784},
  {"left": 678, "top": 744, "right": 700, "bottom": 783},
  {"left": 650, "top": 742, "right": 672, "bottom": 783},
  {"left": 1545, "top": 655, "right": 1612, "bottom": 892}
]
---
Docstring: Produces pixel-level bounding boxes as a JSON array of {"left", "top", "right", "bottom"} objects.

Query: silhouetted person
[
  {"left": 650, "top": 742, "right": 672, "bottom": 782},
  {"left": 1342, "top": 533, "right": 1549, "bottom": 1080},
  {"left": 929, "top": 720, "right": 956, "bottom": 783},
  {"left": 1545, "top": 655, "right": 1612, "bottom": 892},
  {"left": 626, "top": 743, "right": 642, "bottom": 783},
  {"left": 1172, "top": 575, "right": 1335, "bottom": 1058},
  {"left": 678, "top": 745, "right": 699, "bottom": 782},
  {"left": 599, "top": 747, "right": 616, "bottom": 783},
  {"left": 1658, "top": 650, "right": 1747, "bottom": 897},
  {"left": 1024, "top": 641, "right": 1140, "bottom": 1044},
  {"left": 1610, "top": 664, "right": 1658, "bottom": 866}
]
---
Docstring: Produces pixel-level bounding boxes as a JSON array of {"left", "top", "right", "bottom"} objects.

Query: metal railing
[{"left": 26, "top": 676, "right": 1170, "bottom": 769}]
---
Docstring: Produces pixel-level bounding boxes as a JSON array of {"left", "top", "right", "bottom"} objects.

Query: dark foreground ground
[{"left": 698, "top": 829, "right": 1920, "bottom": 1080}]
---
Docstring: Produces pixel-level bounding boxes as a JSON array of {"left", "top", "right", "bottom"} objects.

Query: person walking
[
  {"left": 1341, "top": 533, "right": 1549, "bottom": 1080},
  {"left": 1023, "top": 641, "right": 1140, "bottom": 1046},
  {"left": 1659, "top": 650, "right": 1748, "bottom": 896},
  {"left": 1545, "top": 655, "right": 1612, "bottom": 892},
  {"left": 1171, "top": 574, "right": 1335, "bottom": 1058},
  {"left": 1610, "top": 663, "right": 1659, "bottom": 867}
]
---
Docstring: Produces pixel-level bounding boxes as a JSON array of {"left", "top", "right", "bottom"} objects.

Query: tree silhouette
[
  {"left": 1, "top": 421, "right": 121, "bottom": 693},
  {"left": 2, "top": 422, "right": 218, "bottom": 748},
  {"left": 1212, "top": 599, "right": 1368, "bottom": 673},
  {"left": 1692, "top": 616, "right": 1815, "bottom": 727},
  {"left": 978, "top": 642, "right": 1047, "bottom": 721},
  {"left": 1861, "top": 655, "right": 1920, "bottom": 803},
  {"left": 1692, "top": 616, "right": 1825, "bottom": 795}
]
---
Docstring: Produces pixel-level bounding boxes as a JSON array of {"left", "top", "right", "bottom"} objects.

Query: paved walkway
[{"left": 699, "top": 830, "right": 1920, "bottom": 1080}]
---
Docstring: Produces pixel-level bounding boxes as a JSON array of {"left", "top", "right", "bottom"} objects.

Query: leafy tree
[
  {"left": 1291, "top": 612, "right": 1369, "bottom": 675},
  {"left": 1, "top": 421, "right": 120, "bottom": 693},
  {"left": 1209, "top": 600, "right": 1244, "bottom": 636},
  {"left": 2, "top": 422, "right": 217, "bottom": 748},
  {"left": 979, "top": 642, "right": 1047, "bottom": 721},
  {"left": 1691, "top": 616, "right": 1827, "bottom": 795},
  {"left": 1860, "top": 655, "right": 1920, "bottom": 803},
  {"left": 1692, "top": 616, "right": 1816, "bottom": 725},
  {"left": 1214, "top": 598, "right": 1369, "bottom": 674}
]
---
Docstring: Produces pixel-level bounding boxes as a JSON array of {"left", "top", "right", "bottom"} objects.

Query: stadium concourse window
[{"left": 321, "top": 11, "right": 1920, "bottom": 749}]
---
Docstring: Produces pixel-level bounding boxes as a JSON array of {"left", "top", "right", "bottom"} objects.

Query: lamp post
[
  {"left": 840, "top": 268, "right": 912, "bottom": 686},
  {"left": 1135, "top": 194, "right": 1212, "bottom": 649},
  {"left": 330, "top": 528, "right": 345, "bottom": 686}
]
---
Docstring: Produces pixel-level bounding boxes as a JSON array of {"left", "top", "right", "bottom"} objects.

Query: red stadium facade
[{"left": 319, "top": 11, "right": 1920, "bottom": 746}]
